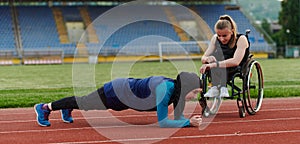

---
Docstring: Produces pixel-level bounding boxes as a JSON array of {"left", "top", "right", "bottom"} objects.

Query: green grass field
[{"left": 0, "top": 59, "right": 299, "bottom": 108}]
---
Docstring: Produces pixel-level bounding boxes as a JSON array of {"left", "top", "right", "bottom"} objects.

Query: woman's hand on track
[{"left": 190, "top": 115, "right": 202, "bottom": 127}]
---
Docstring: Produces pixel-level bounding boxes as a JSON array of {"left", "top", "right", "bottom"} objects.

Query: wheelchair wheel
[
  {"left": 243, "top": 60, "right": 264, "bottom": 115},
  {"left": 204, "top": 97, "right": 221, "bottom": 116},
  {"left": 201, "top": 72, "right": 222, "bottom": 117}
]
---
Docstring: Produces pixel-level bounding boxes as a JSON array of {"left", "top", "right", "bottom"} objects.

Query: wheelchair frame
[{"left": 199, "top": 30, "right": 264, "bottom": 118}]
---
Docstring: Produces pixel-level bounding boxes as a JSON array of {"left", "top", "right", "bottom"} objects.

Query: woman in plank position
[{"left": 34, "top": 72, "right": 203, "bottom": 128}]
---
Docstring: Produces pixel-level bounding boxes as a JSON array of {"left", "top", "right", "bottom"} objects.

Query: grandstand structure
[{"left": 0, "top": 0, "right": 274, "bottom": 65}]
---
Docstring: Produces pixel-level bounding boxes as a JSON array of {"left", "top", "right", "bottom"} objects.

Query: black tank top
[{"left": 215, "top": 34, "right": 249, "bottom": 66}]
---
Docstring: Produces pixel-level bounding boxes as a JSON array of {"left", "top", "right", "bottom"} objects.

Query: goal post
[{"left": 158, "top": 41, "right": 209, "bottom": 62}]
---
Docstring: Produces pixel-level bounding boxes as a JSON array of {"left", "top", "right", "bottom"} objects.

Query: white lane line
[
  {"left": 1, "top": 104, "right": 300, "bottom": 116},
  {"left": 1, "top": 97, "right": 300, "bottom": 116},
  {"left": 0, "top": 124, "right": 152, "bottom": 134},
  {"left": 0, "top": 114, "right": 159, "bottom": 124},
  {"left": 49, "top": 129, "right": 300, "bottom": 144},
  {"left": 1, "top": 117, "right": 300, "bottom": 134},
  {"left": 210, "top": 117, "right": 300, "bottom": 124},
  {"left": 1, "top": 107, "right": 300, "bottom": 124}
]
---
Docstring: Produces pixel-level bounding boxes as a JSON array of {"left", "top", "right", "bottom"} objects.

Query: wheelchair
[{"left": 199, "top": 30, "right": 264, "bottom": 118}]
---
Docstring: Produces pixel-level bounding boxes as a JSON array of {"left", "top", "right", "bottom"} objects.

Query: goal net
[{"left": 158, "top": 41, "right": 209, "bottom": 62}]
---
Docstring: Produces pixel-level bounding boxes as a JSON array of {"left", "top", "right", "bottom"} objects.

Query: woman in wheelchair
[{"left": 199, "top": 14, "right": 249, "bottom": 98}]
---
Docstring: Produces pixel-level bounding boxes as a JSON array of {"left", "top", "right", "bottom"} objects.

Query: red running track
[{"left": 1, "top": 97, "right": 300, "bottom": 144}]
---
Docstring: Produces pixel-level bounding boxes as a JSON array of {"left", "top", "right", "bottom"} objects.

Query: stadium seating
[
  {"left": 0, "top": 6, "right": 16, "bottom": 52},
  {"left": 18, "top": 6, "right": 60, "bottom": 49},
  {"left": 87, "top": 5, "right": 181, "bottom": 55},
  {"left": 194, "top": 4, "right": 272, "bottom": 52},
  {"left": 60, "top": 6, "right": 83, "bottom": 22},
  {"left": 17, "top": 6, "right": 78, "bottom": 55},
  {"left": 0, "top": 4, "right": 272, "bottom": 62}
]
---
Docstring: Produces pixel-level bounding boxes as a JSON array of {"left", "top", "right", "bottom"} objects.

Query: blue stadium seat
[
  {"left": 18, "top": 6, "right": 60, "bottom": 50},
  {"left": 2, "top": 4, "right": 271, "bottom": 58},
  {"left": 194, "top": 4, "right": 272, "bottom": 52},
  {"left": 17, "top": 6, "right": 83, "bottom": 55},
  {"left": 87, "top": 5, "right": 182, "bottom": 55},
  {"left": 0, "top": 6, "right": 17, "bottom": 55},
  {"left": 59, "top": 6, "right": 83, "bottom": 21}
]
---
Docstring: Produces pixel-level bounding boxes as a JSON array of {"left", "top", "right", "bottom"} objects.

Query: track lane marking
[
  {"left": 48, "top": 129, "right": 300, "bottom": 144},
  {"left": 1, "top": 107, "right": 300, "bottom": 124},
  {"left": 1, "top": 117, "right": 300, "bottom": 134}
]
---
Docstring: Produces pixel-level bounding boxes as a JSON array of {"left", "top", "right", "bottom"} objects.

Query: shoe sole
[
  {"left": 220, "top": 94, "right": 230, "bottom": 98},
  {"left": 204, "top": 94, "right": 219, "bottom": 98},
  {"left": 204, "top": 92, "right": 219, "bottom": 98},
  {"left": 220, "top": 96, "right": 230, "bottom": 98},
  {"left": 60, "top": 110, "right": 73, "bottom": 123},
  {"left": 204, "top": 96, "right": 217, "bottom": 98},
  {"left": 34, "top": 104, "right": 50, "bottom": 127}
]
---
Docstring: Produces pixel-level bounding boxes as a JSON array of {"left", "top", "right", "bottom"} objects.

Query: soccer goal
[{"left": 158, "top": 41, "right": 209, "bottom": 62}]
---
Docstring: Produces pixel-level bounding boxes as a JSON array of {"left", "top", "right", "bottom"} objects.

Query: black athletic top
[{"left": 216, "top": 34, "right": 249, "bottom": 67}]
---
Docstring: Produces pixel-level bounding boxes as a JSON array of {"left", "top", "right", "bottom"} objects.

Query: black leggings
[
  {"left": 51, "top": 87, "right": 107, "bottom": 111},
  {"left": 211, "top": 67, "right": 239, "bottom": 87},
  {"left": 211, "top": 67, "right": 227, "bottom": 87}
]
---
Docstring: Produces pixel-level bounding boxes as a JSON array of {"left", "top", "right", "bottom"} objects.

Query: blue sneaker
[
  {"left": 34, "top": 104, "right": 51, "bottom": 127},
  {"left": 61, "top": 109, "right": 73, "bottom": 123}
]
